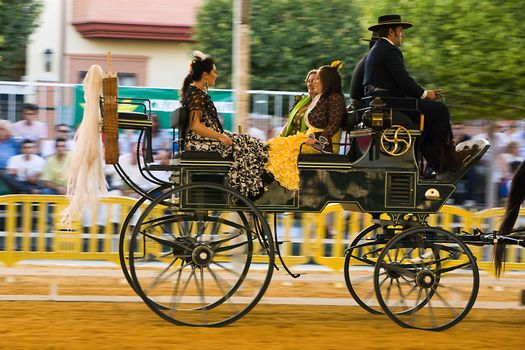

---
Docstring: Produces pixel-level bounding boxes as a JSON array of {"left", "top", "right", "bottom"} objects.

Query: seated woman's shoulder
[{"left": 326, "top": 92, "right": 346, "bottom": 103}]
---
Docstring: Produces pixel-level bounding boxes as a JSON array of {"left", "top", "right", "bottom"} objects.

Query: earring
[{"left": 204, "top": 80, "right": 209, "bottom": 89}]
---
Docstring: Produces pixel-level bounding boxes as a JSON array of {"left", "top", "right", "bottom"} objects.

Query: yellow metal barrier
[{"left": 0, "top": 195, "right": 524, "bottom": 273}]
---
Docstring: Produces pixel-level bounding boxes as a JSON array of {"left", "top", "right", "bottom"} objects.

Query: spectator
[
  {"left": 495, "top": 141, "right": 522, "bottom": 205},
  {"left": 151, "top": 114, "right": 170, "bottom": 154},
  {"left": 119, "top": 129, "right": 139, "bottom": 156},
  {"left": 153, "top": 149, "right": 172, "bottom": 183},
  {"left": 41, "top": 124, "right": 75, "bottom": 158},
  {"left": 472, "top": 121, "right": 506, "bottom": 161},
  {"left": 115, "top": 143, "right": 155, "bottom": 196},
  {"left": 0, "top": 120, "right": 20, "bottom": 170},
  {"left": 5, "top": 139, "right": 45, "bottom": 193},
  {"left": 11, "top": 103, "right": 48, "bottom": 151},
  {"left": 41, "top": 138, "right": 69, "bottom": 195},
  {"left": 510, "top": 121, "right": 525, "bottom": 159}
]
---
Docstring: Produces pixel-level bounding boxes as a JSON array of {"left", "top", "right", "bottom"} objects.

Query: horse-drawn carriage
[{"left": 106, "top": 94, "right": 523, "bottom": 331}]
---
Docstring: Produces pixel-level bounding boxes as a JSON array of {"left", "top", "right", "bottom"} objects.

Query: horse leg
[{"left": 494, "top": 161, "right": 525, "bottom": 276}]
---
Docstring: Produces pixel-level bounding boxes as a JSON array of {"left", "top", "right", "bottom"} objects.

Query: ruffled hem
[{"left": 265, "top": 132, "right": 308, "bottom": 190}]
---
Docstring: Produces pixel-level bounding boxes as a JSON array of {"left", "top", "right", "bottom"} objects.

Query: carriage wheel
[
  {"left": 128, "top": 183, "right": 275, "bottom": 326},
  {"left": 344, "top": 224, "right": 430, "bottom": 315},
  {"left": 118, "top": 184, "right": 171, "bottom": 294},
  {"left": 373, "top": 226, "right": 479, "bottom": 331},
  {"left": 344, "top": 224, "right": 384, "bottom": 314}
]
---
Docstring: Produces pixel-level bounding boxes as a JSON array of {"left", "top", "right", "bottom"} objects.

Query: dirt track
[
  {"left": 1, "top": 265, "right": 524, "bottom": 349},
  {"left": 0, "top": 302, "right": 524, "bottom": 350}
]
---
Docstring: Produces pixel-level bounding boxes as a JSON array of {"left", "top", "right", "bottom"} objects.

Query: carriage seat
[
  {"left": 361, "top": 96, "right": 423, "bottom": 131},
  {"left": 297, "top": 153, "right": 349, "bottom": 163},
  {"left": 181, "top": 150, "right": 233, "bottom": 161},
  {"left": 116, "top": 111, "right": 152, "bottom": 129}
]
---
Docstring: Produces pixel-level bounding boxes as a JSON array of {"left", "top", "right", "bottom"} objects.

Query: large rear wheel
[{"left": 128, "top": 183, "right": 275, "bottom": 326}]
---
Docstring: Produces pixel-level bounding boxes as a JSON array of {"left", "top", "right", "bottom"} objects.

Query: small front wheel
[{"left": 374, "top": 226, "right": 479, "bottom": 331}]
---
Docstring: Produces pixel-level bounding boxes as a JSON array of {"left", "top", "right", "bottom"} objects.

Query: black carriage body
[{"left": 176, "top": 141, "right": 456, "bottom": 216}]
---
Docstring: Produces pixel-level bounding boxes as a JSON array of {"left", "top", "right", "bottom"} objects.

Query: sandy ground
[
  {"left": 0, "top": 265, "right": 524, "bottom": 349},
  {"left": 0, "top": 303, "right": 524, "bottom": 350}
]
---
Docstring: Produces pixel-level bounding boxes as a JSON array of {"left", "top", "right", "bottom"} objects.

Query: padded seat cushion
[
  {"left": 181, "top": 151, "right": 233, "bottom": 161},
  {"left": 298, "top": 154, "right": 349, "bottom": 163},
  {"left": 118, "top": 111, "right": 149, "bottom": 120}
]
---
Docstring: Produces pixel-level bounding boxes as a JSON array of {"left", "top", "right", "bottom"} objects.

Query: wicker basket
[{"left": 102, "top": 76, "right": 119, "bottom": 164}]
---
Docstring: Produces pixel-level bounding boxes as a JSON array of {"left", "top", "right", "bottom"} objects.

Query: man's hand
[{"left": 425, "top": 89, "right": 442, "bottom": 100}]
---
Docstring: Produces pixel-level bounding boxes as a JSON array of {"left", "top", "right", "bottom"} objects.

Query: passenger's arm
[
  {"left": 188, "top": 110, "right": 232, "bottom": 146},
  {"left": 320, "top": 94, "right": 345, "bottom": 141}
]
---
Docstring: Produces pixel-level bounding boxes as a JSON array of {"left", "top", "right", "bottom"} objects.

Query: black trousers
[{"left": 417, "top": 99, "right": 454, "bottom": 170}]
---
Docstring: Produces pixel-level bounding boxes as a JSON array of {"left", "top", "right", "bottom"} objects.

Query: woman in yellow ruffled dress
[{"left": 265, "top": 62, "right": 346, "bottom": 191}]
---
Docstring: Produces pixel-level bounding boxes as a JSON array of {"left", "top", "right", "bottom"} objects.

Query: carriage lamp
[{"left": 43, "top": 48, "right": 53, "bottom": 72}]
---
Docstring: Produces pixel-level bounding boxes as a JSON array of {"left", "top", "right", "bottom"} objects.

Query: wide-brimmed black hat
[{"left": 368, "top": 15, "right": 413, "bottom": 32}]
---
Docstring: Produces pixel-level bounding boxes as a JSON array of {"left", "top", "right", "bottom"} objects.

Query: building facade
[{"left": 26, "top": 0, "right": 204, "bottom": 87}]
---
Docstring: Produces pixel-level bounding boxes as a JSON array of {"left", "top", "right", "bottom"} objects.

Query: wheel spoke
[
  {"left": 207, "top": 266, "right": 240, "bottom": 313},
  {"left": 214, "top": 239, "right": 250, "bottom": 253},
  {"left": 425, "top": 288, "right": 438, "bottom": 329},
  {"left": 435, "top": 261, "right": 473, "bottom": 274},
  {"left": 209, "top": 231, "right": 245, "bottom": 248},
  {"left": 395, "top": 279, "right": 408, "bottom": 309},
  {"left": 410, "top": 288, "right": 424, "bottom": 323},
  {"left": 169, "top": 264, "right": 196, "bottom": 313},
  {"left": 145, "top": 258, "right": 178, "bottom": 292},
  {"left": 398, "top": 248, "right": 414, "bottom": 264},
  {"left": 385, "top": 279, "right": 393, "bottom": 304},
  {"left": 140, "top": 230, "right": 192, "bottom": 252},
  {"left": 168, "top": 260, "right": 186, "bottom": 316},
  {"left": 433, "top": 287, "right": 459, "bottom": 317},
  {"left": 192, "top": 267, "right": 207, "bottom": 324}
]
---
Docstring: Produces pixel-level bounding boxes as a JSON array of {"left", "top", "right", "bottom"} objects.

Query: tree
[
  {"left": 0, "top": 0, "right": 42, "bottom": 81},
  {"left": 195, "top": 0, "right": 366, "bottom": 92},
  {"left": 359, "top": 0, "right": 525, "bottom": 120}
]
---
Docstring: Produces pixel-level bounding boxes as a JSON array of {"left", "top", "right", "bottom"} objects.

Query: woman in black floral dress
[{"left": 180, "top": 51, "right": 268, "bottom": 199}]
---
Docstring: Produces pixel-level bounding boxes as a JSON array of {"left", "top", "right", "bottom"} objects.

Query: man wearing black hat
[
  {"left": 350, "top": 32, "right": 378, "bottom": 110},
  {"left": 363, "top": 14, "right": 471, "bottom": 174}
]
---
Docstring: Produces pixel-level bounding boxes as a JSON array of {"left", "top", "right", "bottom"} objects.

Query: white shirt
[
  {"left": 6, "top": 154, "right": 46, "bottom": 181},
  {"left": 12, "top": 120, "right": 48, "bottom": 141},
  {"left": 510, "top": 130, "right": 525, "bottom": 159}
]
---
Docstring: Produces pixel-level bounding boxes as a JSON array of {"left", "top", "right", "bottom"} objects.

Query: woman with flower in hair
[
  {"left": 280, "top": 69, "right": 318, "bottom": 137},
  {"left": 265, "top": 62, "right": 346, "bottom": 191},
  {"left": 180, "top": 51, "right": 268, "bottom": 199}
]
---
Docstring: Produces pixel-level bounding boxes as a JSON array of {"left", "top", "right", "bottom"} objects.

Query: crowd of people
[{"left": 0, "top": 103, "right": 173, "bottom": 199}]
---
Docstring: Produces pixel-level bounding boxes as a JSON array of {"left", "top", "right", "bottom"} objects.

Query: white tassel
[{"left": 61, "top": 65, "right": 108, "bottom": 227}]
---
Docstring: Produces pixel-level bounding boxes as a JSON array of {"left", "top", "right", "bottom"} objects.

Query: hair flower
[
  {"left": 330, "top": 60, "right": 344, "bottom": 70},
  {"left": 193, "top": 50, "right": 208, "bottom": 61}
]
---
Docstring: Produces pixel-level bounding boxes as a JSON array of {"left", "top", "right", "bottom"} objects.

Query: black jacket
[
  {"left": 363, "top": 38, "right": 424, "bottom": 98},
  {"left": 350, "top": 55, "right": 366, "bottom": 102}
]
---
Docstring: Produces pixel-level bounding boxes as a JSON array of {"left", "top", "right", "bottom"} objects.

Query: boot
[{"left": 439, "top": 143, "right": 479, "bottom": 173}]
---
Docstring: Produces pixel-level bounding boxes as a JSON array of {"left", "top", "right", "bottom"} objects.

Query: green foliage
[
  {"left": 196, "top": 0, "right": 525, "bottom": 120},
  {"left": 195, "top": 0, "right": 366, "bottom": 92},
  {"left": 0, "top": 0, "right": 42, "bottom": 81},
  {"left": 360, "top": 0, "right": 525, "bottom": 120}
]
